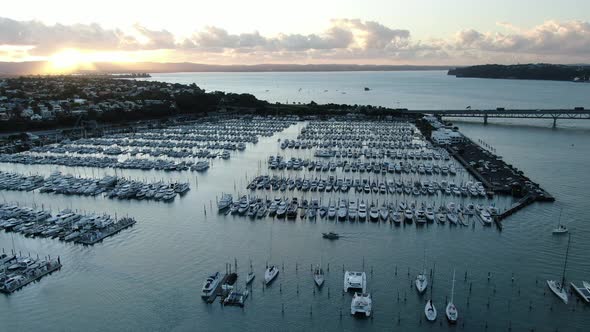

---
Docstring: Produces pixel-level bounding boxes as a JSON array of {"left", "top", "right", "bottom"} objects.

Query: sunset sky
[{"left": 1, "top": 0, "right": 589, "bottom": 69}]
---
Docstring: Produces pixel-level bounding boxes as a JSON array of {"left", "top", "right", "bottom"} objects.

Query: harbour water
[{"left": 1, "top": 71, "right": 590, "bottom": 331}]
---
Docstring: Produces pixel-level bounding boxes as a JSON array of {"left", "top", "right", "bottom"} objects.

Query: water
[{"left": 2, "top": 72, "right": 590, "bottom": 331}]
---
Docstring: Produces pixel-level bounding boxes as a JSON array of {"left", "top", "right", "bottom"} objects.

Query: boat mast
[
  {"left": 561, "top": 234, "right": 571, "bottom": 288},
  {"left": 557, "top": 208, "right": 563, "bottom": 227},
  {"left": 450, "top": 269, "right": 456, "bottom": 303}
]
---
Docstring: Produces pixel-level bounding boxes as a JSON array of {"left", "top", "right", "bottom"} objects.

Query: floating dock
[
  {"left": 0, "top": 256, "right": 62, "bottom": 294},
  {"left": 76, "top": 218, "right": 136, "bottom": 245}
]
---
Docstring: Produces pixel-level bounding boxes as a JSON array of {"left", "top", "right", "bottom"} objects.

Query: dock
[
  {"left": 0, "top": 257, "right": 62, "bottom": 294},
  {"left": 76, "top": 218, "right": 136, "bottom": 245}
]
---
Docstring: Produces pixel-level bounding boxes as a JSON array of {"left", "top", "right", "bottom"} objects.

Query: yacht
[
  {"left": 313, "top": 264, "right": 325, "bottom": 288},
  {"left": 479, "top": 210, "right": 493, "bottom": 225},
  {"left": 217, "top": 194, "right": 233, "bottom": 211},
  {"left": 547, "top": 234, "right": 571, "bottom": 304},
  {"left": 201, "top": 272, "right": 221, "bottom": 298},
  {"left": 327, "top": 203, "right": 337, "bottom": 219},
  {"left": 264, "top": 265, "right": 279, "bottom": 285},
  {"left": 337, "top": 200, "right": 348, "bottom": 221},
  {"left": 348, "top": 200, "right": 358, "bottom": 221},
  {"left": 344, "top": 271, "right": 367, "bottom": 292},
  {"left": 358, "top": 201, "right": 367, "bottom": 221},
  {"left": 350, "top": 293, "right": 372, "bottom": 317},
  {"left": 369, "top": 204, "right": 380, "bottom": 222},
  {"left": 446, "top": 270, "right": 458, "bottom": 323},
  {"left": 416, "top": 272, "right": 428, "bottom": 294}
]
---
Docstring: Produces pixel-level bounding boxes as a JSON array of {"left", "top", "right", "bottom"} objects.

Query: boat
[
  {"left": 322, "top": 232, "right": 340, "bottom": 240},
  {"left": 570, "top": 282, "right": 590, "bottom": 303},
  {"left": 246, "top": 260, "right": 255, "bottom": 285},
  {"left": 201, "top": 272, "right": 221, "bottom": 298},
  {"left": 445, "top": 269, "right": 458, "bottom": 323},
  {"left": 547, "top": 234, "right": 571, "bottom": 304},
  {"left": 424, "top": 299, "right": 437, "bottom": 321},
  {"left": 223, "top": 289, "right": 249, "bottom": 307},
  {"left": 552, "top": 209, "right": 568, "bottom": 234},
  {"left": 313, "top": 264, "right": 325, "bottom": 288},
  {"left": 344, "top": 271, "right": 367, "bottom": 292},
  {"left": 584, "top": 281, "right": 590, "bottom": 291},
  {"left": 264, "top": 265, "right": 279, "bottom": 285},
  {"left": 415, "top": 250, "right": 428, "bottom": 294},
  {"left": 351, "top": 292, "right": 372, "bottom": 317},
  {"left": 479, "top": 210, "right": 492, "bottom": 226}
]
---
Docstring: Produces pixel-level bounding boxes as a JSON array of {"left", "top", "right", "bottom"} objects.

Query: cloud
[
  {"left": 455, "top": 20, "right": 590, "bottom": 55},
  {"left": 0, "top": 16, "right": 589, "bottom": 64}
]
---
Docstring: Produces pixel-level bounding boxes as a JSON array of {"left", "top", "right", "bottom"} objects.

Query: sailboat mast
[
  {"left": 561, "top": 234, "right": 571, "bottom": 286},
  {"left": 451, "top": 269, "right": 456, "bottom": 303}
]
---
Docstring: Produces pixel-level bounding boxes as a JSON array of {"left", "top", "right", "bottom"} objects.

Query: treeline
[{"left": 448, "top": 64, "right": 590, "bottom": 81}]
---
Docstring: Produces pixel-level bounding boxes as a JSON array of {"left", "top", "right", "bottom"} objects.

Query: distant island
[{"left": 448, "top": 64, "right": 590, "bottom": 82}]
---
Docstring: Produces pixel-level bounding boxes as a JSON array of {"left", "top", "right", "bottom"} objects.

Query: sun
[{"left": 48, "top": 49, "right": 90, "bottom": 73}]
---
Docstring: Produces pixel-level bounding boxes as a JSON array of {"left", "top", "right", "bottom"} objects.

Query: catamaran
[
  {"left": 547, "top": 234, "right": 571, "bottom": 304},
  {"left": 445, "top": 269, "right": 458, "bottom": 323},
  {"left": 351, "top": 292, "right": 372, "bottom": 317}
]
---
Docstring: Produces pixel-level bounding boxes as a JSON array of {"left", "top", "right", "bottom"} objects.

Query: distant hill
[
  {"left": 0, "top": 61, "right": 451, "bottom": 76},
  {"left": 448, "top": 64, "right": 590, "bottom": 82}
]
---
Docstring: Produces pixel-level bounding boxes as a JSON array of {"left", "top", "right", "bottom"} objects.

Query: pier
[
  {"left": 0, "top": 253, "right": 62, "bottom": 294},
  {"left": 77, "top": 217, "right": 137, "bottom": 245}
]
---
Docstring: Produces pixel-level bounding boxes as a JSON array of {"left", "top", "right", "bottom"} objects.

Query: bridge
[{"left": 402, "top": 108, "right": 590, "bottom": 127}]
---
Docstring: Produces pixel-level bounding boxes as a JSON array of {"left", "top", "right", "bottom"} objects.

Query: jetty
[
  {"left": 0, "top": 252, "right": 62, "bottom": 294},
  {"left": 76, "top": 217, "right": 137, "bottom": 245}
]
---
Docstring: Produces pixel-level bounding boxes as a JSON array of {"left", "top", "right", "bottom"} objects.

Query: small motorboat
[{"left": 322, "top": 232, "right": 340, "bottom": 240}]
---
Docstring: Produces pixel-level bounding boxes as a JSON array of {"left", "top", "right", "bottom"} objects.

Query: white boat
[
  {"left": 217, "top": 194, "right": 233, "bottom": 211},
  {"left": 264, "top": 265, "right": 279, "bottom": 285},
  {"left": 344, "top": 271, "right": 367, "bottom": 292},
  {"left": 478, "top": 210, "right": 492, "bottom": 225},
  {"left": 201, "top": 272, "right": 221, "bottom": 298},
  {"left": 351, "top": 292, "right": 372, "bottom": 317},
  {"left": 552, "top": 209, "right": 568, "bottom": 234},
  {"left": 246, "top": 261, "right": 255, "bottom": 285},
  {"left": 446, "top": 269, "right": 458, "bottom": 323},
  {"left": 583, "top": 281, "right": 590, "bottom": 291},
  {"left": 424, "top": 299, "right": 437, "bottom": 321},
  {"left": 415, "top": 249, "right": 428, "bottom": 294},
  {"left": 313, "top": 264, "right": 325, "bottom": 288},
  {"left": 547, "top": 234, "right": 571, "bottom": 304}
]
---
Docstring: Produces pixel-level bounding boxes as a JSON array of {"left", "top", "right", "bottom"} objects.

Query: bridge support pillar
[
  {"left": 552, "top": 117, "right": 557, "bottom": 128},
  {"left": 483, "top": 114, "right": 488, "bottom": 125}
]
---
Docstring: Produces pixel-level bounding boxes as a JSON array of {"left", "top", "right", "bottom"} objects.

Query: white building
[{"left": 432, "top": 128, "right": 463, "bottom": 145}]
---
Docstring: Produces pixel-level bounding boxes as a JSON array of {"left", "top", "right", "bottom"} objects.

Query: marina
[{"left": 1, "top": 85, "right": 589, "bottom": 331}]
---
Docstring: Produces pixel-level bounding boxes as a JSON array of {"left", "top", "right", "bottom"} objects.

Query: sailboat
[
  {"left": 552, "top": 208, "right": 568, "bottom": 234},
  {"left": 547, "top": 234, "right": 571, "bottom": 304},
  {"left": 246, "top": 260, "right": 255, "bottom": 285},
  {"left": 445, "top": 269, "right": 458, "bottom": 323},
  {"left": 415, "top": 249, "right": 428, "bottom": 294},
  {"left": 264, "top": 226, "right": 279, "bottom": 285},
  {"left": 424, "top": 264, "right": 437, "bottom": 321},
  {"left": 313, "top": 264, "right": 325, "bottom": 288}
]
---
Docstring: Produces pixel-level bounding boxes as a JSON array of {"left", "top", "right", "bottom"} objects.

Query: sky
[{"left": 1, "top": 0, "right": 589, "bottom": 69}]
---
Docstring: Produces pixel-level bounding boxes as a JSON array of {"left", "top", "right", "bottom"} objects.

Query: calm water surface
[{"left": 1, "top": 72, "right": 590, "bottom": 331}]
